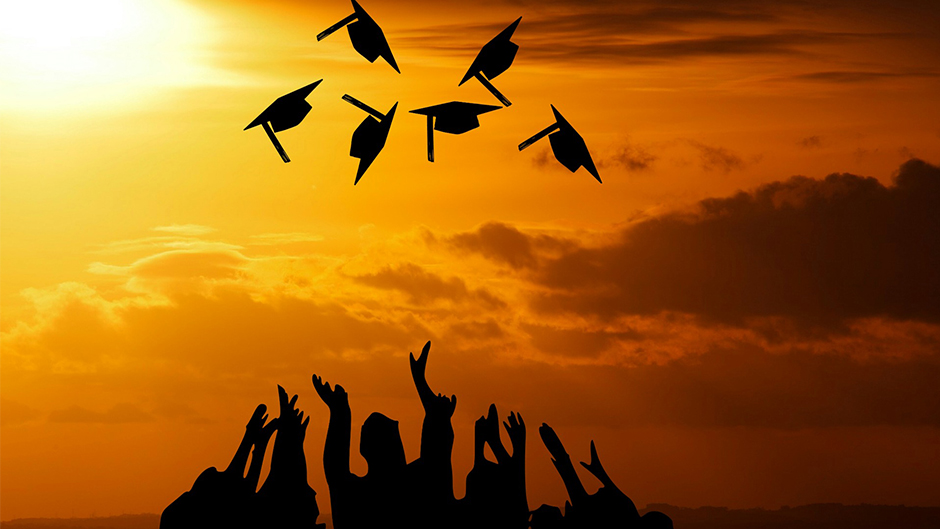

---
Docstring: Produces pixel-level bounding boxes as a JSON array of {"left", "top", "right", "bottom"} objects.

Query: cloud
[
  {"left": 436, "top": 222, "right": 577, "bottom": 271},
  {"left": 248, "top": 233, "right": 324, "bottom": 245},
  {"left": 798, "top": 135, "right": 823, "bottom": 148},
  {"left": 352, "top": 263, "right": 505, "bottom": 308},
  {"left": 48, "top": 403, "right": 155, "bottom": 424},
  {"left": 788, "top": 70, "right": 940, "bottom": 83},
  {"left": 152, "top": 224, "right": 216, "bottom": 236},
  {"left": 686, "top": 140, "right": 746, "bottom": 172},
  {"left": 446, "top": 159, "right": 940, "bottom": 327},
  {"left": 603, "top": 141, "right": 658, "bottom": 171}
]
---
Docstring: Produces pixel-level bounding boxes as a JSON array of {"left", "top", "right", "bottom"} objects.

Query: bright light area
[{"left": 0, "top": 0, "right": 229, "bottom": 112}]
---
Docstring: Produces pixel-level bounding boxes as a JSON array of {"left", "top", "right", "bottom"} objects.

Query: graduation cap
[
  {"left": 317, "top": 0, "right": 400, "bottom": 73},
  {"left": 245, "top": 80, "right": 322, "bottom": 163},
  {"left": 410, "top": 101, "right": 501, "bottom": 162},
  {"left": 519, "top": 105, "right": 601, "bottom": 183},
  {"left": 343, "top": 94, "right": 397, "bottom": 184},
  {"left": 459, "top": 17, "right": 521, "bottom": 107}
]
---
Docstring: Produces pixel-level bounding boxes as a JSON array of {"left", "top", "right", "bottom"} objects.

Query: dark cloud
[
  {"left": 48, "top": 403, "right": 155, "bottom": 424},
  {"left": 518, "top": 346, "right": 940, "bottom": 429},
  {"left": 439, "top": 222, "right": 575, "bottom": 270},
  {"left": 448, "top": 159, "right": 940, "bottom": 326},
  {"left": 798, "top": 135, "right": 823, "bottom": 148},
  {"left": 521, "top": 323, "right": 644, "bottom": 358},
  {"left": 602, "top": 142, "right": 658, "bottom": 171},
  {"left": 687, "top": 140, "right": 746, "bottom": 172},
  {"left": 352, "top": 263, "right": 505, "bottom": 308},
  {"left": 788, "top": 70, "right": 940, "bottom": 83}
]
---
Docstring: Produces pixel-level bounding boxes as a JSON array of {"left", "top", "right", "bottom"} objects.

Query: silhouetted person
[
  {"left": 256, "top": 385, "right": 323, "bottom": 529},
  {"left": 160, "top": 404, "right": 276, "bottom": 529},
  {"left": 538, "top": 423, "right": 673, "bottom": 529},
  {"left": 313, "top": 340, "right": 458, "bottom": 529},
  {"left": 461, "top": 404, "right": 528, "bottom": 529}
]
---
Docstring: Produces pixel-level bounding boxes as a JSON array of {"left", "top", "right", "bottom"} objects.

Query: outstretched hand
[
  {"left": 276, "top": 385, "right": 309, "bottom": 433},
  {"left": 539, "top": 423, "right": 569, "bottom": 462},
  {"left": 312, "top": 374, "right": 349, "bottom": 411},
  {"left": 409, "top": 341, "right": 457, "bottom": 417},
  {"left": 409, "top": 341, "right": 431, "bottom": 392},
  {"left": 245, "top": 403, "right": 269, "bottom": 435},
  {"left": 580, "top": 440, "right": 615, "bottom": 488},
  {"left": 503, "top": 410, "right": 525, "bottom": 453}
]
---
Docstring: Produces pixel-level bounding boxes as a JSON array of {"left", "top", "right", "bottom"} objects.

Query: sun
[{"left": 0, "top": 0, "right": 217, "bottom": 112}]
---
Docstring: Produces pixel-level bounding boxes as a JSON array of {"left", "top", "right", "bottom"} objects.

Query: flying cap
[
  {"left": 343, "top": 94, "right": 397, "bottom": 184},
  {"left": 410, "top": 101, "right": 502, "bottom": 161},
  {"left": 317, "top": 0, "right": 400, "bottom": 73},
  {"left": 518, "top": 105, "right": 601, "bottom": 183},
  {"left": 245, "top": 80, "right": 322, "bottom": 163},
  {"left": 459, "top": 17, "right": 521, "bottom": 106}
]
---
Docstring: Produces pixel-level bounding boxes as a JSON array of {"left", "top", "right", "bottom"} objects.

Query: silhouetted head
[
  {"left": 360, "top": 412, "right": 406, "bottom": 476},
  {"left": 642, "top": 511, "right": 673, "bottom": 529}
]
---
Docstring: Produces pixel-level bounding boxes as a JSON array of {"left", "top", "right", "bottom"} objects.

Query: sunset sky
[{"left": 2, "top": 0, "right": 940, "bottom": 521}]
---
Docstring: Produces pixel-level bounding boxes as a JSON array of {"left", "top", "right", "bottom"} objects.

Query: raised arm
[
  {"left": 225, "top": 404, "right": 268, "bottom": 477},
  {"left": 539, "top": 423, "right": 588, "bottom": 506},
  {"left": 409, "top": 341, "right": 456, "bottom": 501},
  {"left": 312, "top": 374, "right": 352, "bottom": 482},
  {"left": 246, "top": 416, "right": 278, "bottom": 492},
  {"left": 409, "top": 341, "right": 457, "bottom": 459}
]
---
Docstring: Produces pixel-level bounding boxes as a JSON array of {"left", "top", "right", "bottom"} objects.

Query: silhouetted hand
[
  {"left": 409, "top": 341, "right": 457, "bottom": 417},
  {"left": 503, "top": 411, "right": 525, "bottom": 454},
  {"left": 579, "top": 440, "right": 615, "bottom": 489},
  {"left": 246, "top": 404, "right": 269, "bottom": 435},
  {"left": 276, "top": 385, "right": 309, "bottom": 432},
  {"left": 539, "top": 423, "right": 569, "bottom": 462},
  {"left": 484, "top": 403, "right": 510, "bottom": 464},
  {"left": 312, "top": 375, "right": 349, "bottom": 411},
  {"left": 409, "top": 341, "right": 432, "bottom": 395}
]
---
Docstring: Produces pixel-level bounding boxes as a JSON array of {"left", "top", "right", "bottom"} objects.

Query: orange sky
[{"left": 2, "top": 0, "right": 940, "bottom": 521}]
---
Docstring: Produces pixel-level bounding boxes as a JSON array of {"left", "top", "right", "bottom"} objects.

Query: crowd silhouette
[{"left": 161, "top": 341, "right": 673, "bottom": 529}]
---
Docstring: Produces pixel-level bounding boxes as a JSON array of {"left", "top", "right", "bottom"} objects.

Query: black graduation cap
[
  {"left": 459, "top": 17, "right": 521, "bottom": 107},
  {"left": 519, "top": 105, "right": 601, "bottom": 183},
  {"left": 317, "top": 0, "right": 400, "bottom": 73},
  {"left": 343, "top": 94, "right": 397, "bottom": 185},
  {"left": 410, "top": 101, "right": 502, "bottom": 162},
  {"left": 245, "top": 80, "right": 322, "bottom": 163}
]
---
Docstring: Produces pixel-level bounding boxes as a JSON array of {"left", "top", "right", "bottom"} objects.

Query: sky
[{"left": 2, "top": 0, "right": 940, "bottom": 521}]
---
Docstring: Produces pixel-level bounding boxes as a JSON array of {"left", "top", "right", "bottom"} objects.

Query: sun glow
[{"left": 0, "top": 0, "right": 220, "bottom": 111}]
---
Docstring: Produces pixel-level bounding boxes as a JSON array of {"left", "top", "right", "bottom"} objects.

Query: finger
[
  {"left": 518, "top": 413, "right": 525, "bottom": 427},
  {"left": 302, "top": 416, "right": 310, "bottom": 429},
  {"left": 290, "top": 394, "right": 299, "bottom": 407}
]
